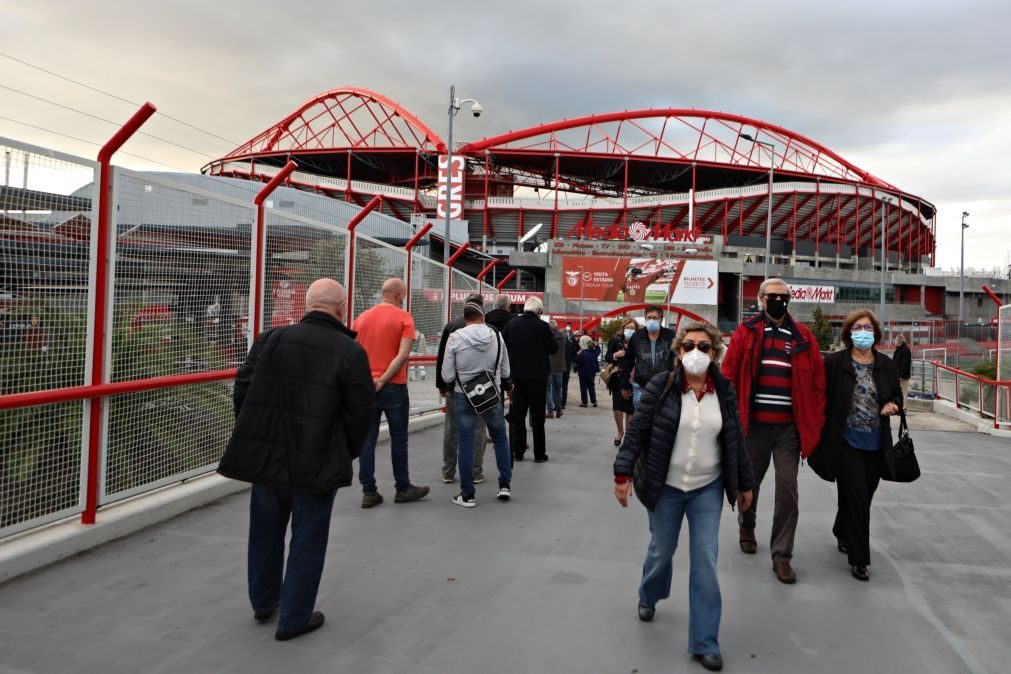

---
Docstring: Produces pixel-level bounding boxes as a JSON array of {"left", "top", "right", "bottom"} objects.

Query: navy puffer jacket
[{"left": 613, "top": 365, "right": 755, "bottom": 511}]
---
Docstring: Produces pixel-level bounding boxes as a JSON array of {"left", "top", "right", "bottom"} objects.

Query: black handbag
[
  {"left": 461, "top": 334, "right": 502, "bottom": 414},
  {"left": 881, "top": 410, "right": 920, "bottom": 482}
]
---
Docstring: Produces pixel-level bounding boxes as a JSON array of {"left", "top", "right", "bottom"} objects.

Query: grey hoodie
[{"left": 441, "top": 323, "right": 511, "bottom": 390}]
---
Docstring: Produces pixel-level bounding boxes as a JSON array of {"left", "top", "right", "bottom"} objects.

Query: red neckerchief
[{"left": 682, "top": 373, "right": 715, "bottom": 402}]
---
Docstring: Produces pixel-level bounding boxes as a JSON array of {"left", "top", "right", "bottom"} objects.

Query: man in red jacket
[{"left": 721, "top": 278, "right": 825, "bottom": 585}]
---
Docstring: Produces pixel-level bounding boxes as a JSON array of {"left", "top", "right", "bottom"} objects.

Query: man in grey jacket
[{"left": 442, "top": 299, "right": 514, "bottom": 508}]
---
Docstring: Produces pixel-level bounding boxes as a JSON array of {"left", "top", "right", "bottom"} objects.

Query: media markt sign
[
  {"left": 564, "top": 219, "right": 701, "bottom": 242},
  {"left": 790, "top": 284, "right": 836, "bottom": 303}
]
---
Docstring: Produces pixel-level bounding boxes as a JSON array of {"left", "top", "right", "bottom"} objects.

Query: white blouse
[{"left": 666, "top": 389, "right": 723, "bottom": 492}]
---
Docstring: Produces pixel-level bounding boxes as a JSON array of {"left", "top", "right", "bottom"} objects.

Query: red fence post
[
  {"left": 404, "top": 223, "right": 434, "bottom": 312},
  {"left": 476, "top": 258, "right": 500, "bottom": 281},
  {"left": 252, "top": 160, "right": 298, "bottom": 336},
  {"left": 345, "top": 196, "right": 384, "bottom": 320},
  {"left": 496, "top": 270, "right": 517, "bottom": 290},
  {"left": 445, "top": 242, "right": 471, "bottom": 322},
  {"left": 83, "top": 102, "right": 157, "bottom": 525}
]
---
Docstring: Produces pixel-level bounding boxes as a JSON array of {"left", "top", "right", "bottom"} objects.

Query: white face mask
[{"left": 681, "top": 349, "right": 711, "bottom": 377}]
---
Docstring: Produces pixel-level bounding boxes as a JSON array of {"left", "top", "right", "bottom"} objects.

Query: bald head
[
  {"left": 381, "top": 278, "right": 407, "bottom": 306},
  {"left": 305, "top": 278, "right": 347, "bottom": 322}
]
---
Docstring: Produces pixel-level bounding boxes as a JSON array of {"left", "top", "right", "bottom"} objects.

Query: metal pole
[
  {"left": 880, "top": 196, "right": 889, "bottom": 323},
  {"left": 765, "top": 144, "right": 774, "bottom": 279},
  {"left": 577, "top": 265, "right": 584, "bottom": 332},
  {"left": 444, "top": 85, "right": 455, "bottom": 265},
  {"left": 960, "top": 211, "right": 969, "bottom": 341}
]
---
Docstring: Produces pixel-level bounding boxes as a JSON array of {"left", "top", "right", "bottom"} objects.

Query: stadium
[{"left": 202, "top": 87, "right": 1006, "bottom": 353}]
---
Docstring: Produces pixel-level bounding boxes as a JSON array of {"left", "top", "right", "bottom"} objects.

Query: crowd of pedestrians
[{"left": 218, "top": 274, "right": 908, "bottom": 669}]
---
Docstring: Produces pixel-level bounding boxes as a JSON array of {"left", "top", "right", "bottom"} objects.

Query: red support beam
[
  {"left": 404, "top": 222, "right": 434, "bottom": 312},
  {"left": 345, "top": 195, "right": 384, "bottom": 320},
  {"left": 496, "top": 270, "right": 517, "bottom": 290},
  {"left": 476, "top": 258, "right": 500, "bottom": 281}
]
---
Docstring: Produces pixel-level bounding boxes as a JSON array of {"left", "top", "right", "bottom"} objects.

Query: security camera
[{"left": 471, "top": 102, "right": 483, "bottom": 118}]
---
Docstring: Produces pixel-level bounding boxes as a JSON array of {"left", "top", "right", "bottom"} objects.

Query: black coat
[
  {"left": 218, "top": 311, "right": 376, "bottom": 493},
  {"left": 613, "top": 365, "right": 755, "bottom": 511},
  {"left": 605, "top": 334, "right": 630, "bottom": 391},
  {"left": 619, "top": 326, "right": 676, "bottom": 390},
  {"left": 892, "top": 342, "right": 912, "bottom": 379},
  {"left": 485, "top": 308, "right": 515, "bottom": 334},
  {"left": 808, "top": 348, "right": 903, "bottom": 482},
  {"left": 502, "top": 311, "right": 557, "bottom": 382},
  {"left": 435, "top": 318, "right": 466, "bottom": 390}
]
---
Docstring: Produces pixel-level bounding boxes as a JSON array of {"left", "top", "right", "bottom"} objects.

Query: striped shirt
[{"left": 752, "top": 321, "right": 794, "bottom": 424}]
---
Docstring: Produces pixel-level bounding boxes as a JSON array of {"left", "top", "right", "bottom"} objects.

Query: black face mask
[{"left": 765, "top": 298, "right": 788, "bottom": 320}]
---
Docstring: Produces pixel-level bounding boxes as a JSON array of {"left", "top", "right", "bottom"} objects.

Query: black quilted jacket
[{"left": 613, "top": 365, "right": 755, "bottom": 512}]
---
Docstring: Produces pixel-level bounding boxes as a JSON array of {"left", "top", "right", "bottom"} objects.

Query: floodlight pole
[
  {"left": 739, "top": 134, "right": 775, "bottom": 278},
  {"left": 960, "top": 211, "right": 969, "bottom": 341},
  {"left": 443, "top": 85, "right": 482, "bottom": 264},
  {"left": 577, "top": 265, "right": 585, "bottom": 332},
  {"left": 879, "top": 196, "right": 892, "bottom": 324}
]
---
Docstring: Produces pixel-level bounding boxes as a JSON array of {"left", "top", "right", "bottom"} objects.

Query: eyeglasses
[
  {"left": 850, "top": 325, "right": 875, "bottom": 333},
  {"left": 682, "top": 340, "right": 714, "bottom": 354},
  {"left": 763, "top": 293, "right": 790, "bottom": 301}
]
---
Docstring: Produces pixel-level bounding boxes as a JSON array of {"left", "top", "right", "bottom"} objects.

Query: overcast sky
[{"left": 2, "top": 0, "right": 1008, "bottom": 270}]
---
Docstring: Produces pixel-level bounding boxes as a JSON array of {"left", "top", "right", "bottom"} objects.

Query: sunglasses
[
  {"left": 763, "top": 293, "right": 790, "bottom": 301},
  {"left": 850, "top": 325, "right": 875, "bottom": 333},
  {"left": 682, "top": 340, "right": 714, "bottom": 354}
]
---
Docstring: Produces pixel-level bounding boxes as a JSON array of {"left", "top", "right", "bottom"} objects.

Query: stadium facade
[{"left": 203, "top": 87, "right": 1010, "bottom": 342}]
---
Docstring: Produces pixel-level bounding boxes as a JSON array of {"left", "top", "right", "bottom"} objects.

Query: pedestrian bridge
[{"left": 0, "top": 398, "right": 1007, "bottom": 674}]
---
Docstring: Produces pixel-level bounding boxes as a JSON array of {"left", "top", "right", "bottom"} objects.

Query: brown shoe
[
  {"left": 394, "top": 484, "right": 430, "bottom": 503},
  {"left": 738, "top": 527, "right": 757, "bottom": 554},
  {"left": 773, "top": 560, "right": 797, "bottom": 584}
]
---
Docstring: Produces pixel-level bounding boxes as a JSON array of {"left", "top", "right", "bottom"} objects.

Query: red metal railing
[{"left": 932, "top": 362, "right": 1011, "bottom": 429}]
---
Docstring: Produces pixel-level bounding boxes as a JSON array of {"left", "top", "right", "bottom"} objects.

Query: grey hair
[
  {"left": 579, "top": 335, "right": 594, "bottom": 350},
  {"left": 671, "top": 321, "right": 725, "bottom": 361},
  {"left": 523, "top": 296, "right": 544, "bottom": 314},
  {"left": 494, "top": 294, "right": 511, "bottom": 310},
  {"left": 758, "top": 277, "right": 791, "bottom": 302}
]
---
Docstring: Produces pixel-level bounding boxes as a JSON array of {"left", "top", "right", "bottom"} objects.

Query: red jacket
[{"left": 721, "top": 313, "right": 826, "bottom": 458}]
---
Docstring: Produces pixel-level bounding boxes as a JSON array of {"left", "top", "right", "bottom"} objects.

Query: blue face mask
[
  {"left": 646, "top": 319, "right": 660, "bottom": 333},
  {"left": 851, "top": 331, "right": 875, "bottom": 349},
  {"left": 623, "top": 329, "right": 635, "bottom": 339}
]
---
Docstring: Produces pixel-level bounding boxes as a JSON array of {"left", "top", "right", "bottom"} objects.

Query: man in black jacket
[
  {"left": 892, "top": 334, "right": 912, "bottom": 399},
  {"left": 562, "top": 323, "right": 576, "bottom": 409},
  {"left": 618, "top": 304, "right": 676, "bottom": 409},
  {"left": 218, "top": 278, "right": 375, "bottom": 641},
  {"left": 502, "top": 296, "right": 557, "bottom": 462},
  {"left": 485, "top": 294, "right": 515, "bottom": 334},
  {"left": 436, "top": 293, "right": 488, "bottom": 483}
]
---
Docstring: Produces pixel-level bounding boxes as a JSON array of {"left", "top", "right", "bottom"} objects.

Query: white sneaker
[
  {"left": 473, "top": 475, "right": 486, "bottom": 484},
  {"left": 453, "top": 492, "right": 477, "bottom": 508},
  {"left": 497, "top": 485, "right": 511, "bottom": 501},
  {"left": 442, "top": 474, "right": 455, "bottom": 484}
]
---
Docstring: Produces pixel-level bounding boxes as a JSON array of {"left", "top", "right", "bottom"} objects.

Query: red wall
[{"left": 924, "top": 286, "right": 944, "bottom": 314}]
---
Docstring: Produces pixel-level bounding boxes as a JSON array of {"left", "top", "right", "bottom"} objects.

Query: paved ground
[{"left": 1, "top": 380, "right": 1009, "bottom": 674}]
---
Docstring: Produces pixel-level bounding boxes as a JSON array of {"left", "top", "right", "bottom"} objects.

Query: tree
[
  {"left": 811, "top": 306, "right": 833, "bottom": 352},
  {"left": 599, "top": 317, "right": 626, "bottom": 345}
]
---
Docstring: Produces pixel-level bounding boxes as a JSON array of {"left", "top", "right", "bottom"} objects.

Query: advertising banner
[
  {"left": 790, "top": 284, "right": 836, "bottom": 303},
  {"left": 436, "top": 155, "right": 465, "bottom": 220},
  {"left": 271, "top": 280, "right": 307, "bottom": 327},
  {"left": 560, "top": 256, "right": 718, "bottom": 305}
]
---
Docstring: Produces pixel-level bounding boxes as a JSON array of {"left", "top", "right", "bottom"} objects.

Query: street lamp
[
  {"left": 960, "top": 211, "right": 969, "bottom": 340},
  {"left": 879, "top": 195, "right": 892, "bottom": 324},
  {"left": 443, "top": 85, "right": 482, "bottom": 264},
  {"left": 576, "top": 264, "right": 585, "bottom": 333},
  {"left": 739, "top": 133, "right": 776, "bottom": 279}
]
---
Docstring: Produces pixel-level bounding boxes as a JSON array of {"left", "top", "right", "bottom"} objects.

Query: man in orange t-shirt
[{"left": 353, "top": 278, "right": 430, "bottom": 508}]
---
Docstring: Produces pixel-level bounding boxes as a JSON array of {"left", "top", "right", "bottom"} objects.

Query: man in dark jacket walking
[
  {"left": 502, "top": 296, "right": 557, "bottom": 462},
  {"left": 218, "top": 278, "right": 375, "bottom": 641},
  {"left": 892, "top": 334, "right": 912, "bottom": 399},
  {"left": 562, "top": 322, "right": 576, "bottom": 409},
  {"left": 485, "top": 294, "right": 516, "bottom": 334},
  {"left": 618, "top": 304, "right": 676, "bottom": 409},
  {"left": 721, "top": 278, "right": 826, "bottom": 585}
]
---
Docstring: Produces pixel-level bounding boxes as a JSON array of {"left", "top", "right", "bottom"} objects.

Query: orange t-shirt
[{"left": 353, "top": 303, "right": 415, "bottom": 385}]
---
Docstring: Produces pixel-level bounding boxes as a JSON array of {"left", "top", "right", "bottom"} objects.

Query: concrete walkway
[{"left": 1, "top": 385, "right": 1008, "bottom": 674}]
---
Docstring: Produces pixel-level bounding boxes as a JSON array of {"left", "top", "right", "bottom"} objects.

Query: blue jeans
[
  {"left": 359, "top": 383, "right": 410, "bottom": 493},
  {"left": 546, "top": 372, "right": 564, "bottom": 414},
  {"left": 454, "top": 392, "right": 512, "bottom": 496},
  {"left": 639, "top": 480, "right": 724, "bottom": 656},
  {"left": 248, "top": 484, "right": 336, "bottom": 632},
  {"left": 631, "top": 382, "right": 644, "bottom": 409}
]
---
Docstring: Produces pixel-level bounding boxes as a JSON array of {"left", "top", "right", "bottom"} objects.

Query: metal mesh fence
[
  {"left": 450, "top": 269, "right": 481, "bottom": 324},
  {"left": 998, "top": 305, "right": 1011, "bottom": 425},
  {"left": 264, "top": 210, "right": 347, "bottom": 331},
  {"left": 102, "top": 170, "right": 254, "bottom": 503},
  {"left": 351, "top": 237, "right": 408, "bottom": 324},
  {"left": 935, "top": 366, "right": 956, "bottom": 405},
  {"left": 0, "top": 139, "right": 96, "bottom": 536},
  {"left": 409, "top": 256, "right": 448, "bottom": 349}
]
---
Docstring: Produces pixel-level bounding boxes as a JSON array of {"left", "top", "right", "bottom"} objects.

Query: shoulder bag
[
  {"left": 461, "top": 334, "right": 502, "bottom": 414},
  {"left": 881, "top": 409, "right": 920, "bottom": 482}
]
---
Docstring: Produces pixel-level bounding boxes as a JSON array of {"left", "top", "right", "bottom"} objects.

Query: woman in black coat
[
  {"left": 613, "top": 321, "right": 754, "bottom": 673},
  {"left": 809, "top": 309, "right": 902, "bottom": 582},
  {"left": 605, "top": 317, "right": 638, "bottom": 446}
]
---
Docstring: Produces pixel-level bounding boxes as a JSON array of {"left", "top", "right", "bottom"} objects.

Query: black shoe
[
  {"left": 275, "top": 611, "right": 325, "bottom": 641},
  {"left": 637, "top": 602, "right": 654, "bottom": 622},
  {"left": 837, "top": 541, "right": 848, "bottom": 554},
  {"left": 254, "top": 607, "right": 277, "bottom": 623},
  {"left": 851, "top": 565, "right": 869, "bottom": 581},
  {"left": 534, "top": 455, "right": 549, "bottom": 463},
  {"left": 693, "top": 653, "right": 724, "bottom": 671},
  {"left": 497, "top": 483, "right": 511, "bottom": 501},
  {"left": 513, "top": 452, "right": 525, "bottom": 462},
  {"left": 452, "top": 491, "right": 477, "bottom": 508}
]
